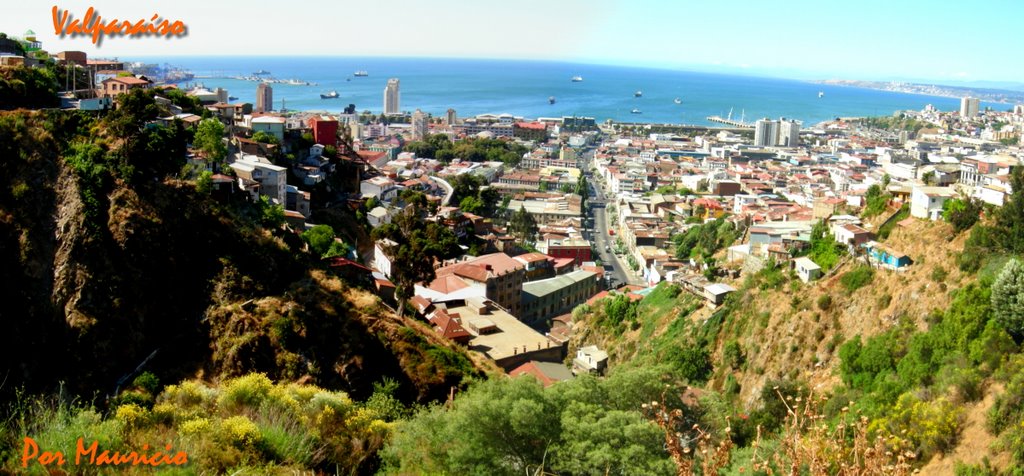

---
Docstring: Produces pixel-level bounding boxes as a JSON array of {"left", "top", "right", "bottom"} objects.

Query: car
[{"left": 605, "top": 245, "right": 611, "bottom": 252}]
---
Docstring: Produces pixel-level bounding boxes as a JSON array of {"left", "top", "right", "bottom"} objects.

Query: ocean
[{"left": 141, "top": 56, "right": 1005, "bottom": 126}]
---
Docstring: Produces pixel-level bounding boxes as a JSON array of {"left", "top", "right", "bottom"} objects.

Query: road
[{"left": 580, "top": 148, "right": 645, "bottom": 288}]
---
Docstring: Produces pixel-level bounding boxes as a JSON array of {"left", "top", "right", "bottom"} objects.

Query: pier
[{"left": 705, "top": 115, "right": 753, "bottom": 128}]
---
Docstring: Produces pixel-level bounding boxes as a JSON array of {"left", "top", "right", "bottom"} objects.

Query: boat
[
  {"left": 353, "top": 71, "right": 369, "bottom": 77},
  {"left": 228, "top": 96, "right": 238, "bottom": 101},
  {"left": 549, "top": 96, "right": 556, "bottom": 104},
  {"left": 634, "top": 90, "right": 643, "bottom": 97},
  {"left": 818, "top": 91, "right": 825, "bottom": 98},
  {"left": 631, "top": 108, "right": 642, "bottom": 114},
  {"left": 346, "top": 78, "right": 351, "bottom": 82},
  {"left": 253, "top": 70, "right": 270, "bottom": 75},
  {"left": 571, "top": 75, "right": 583, "bottom": 82},
  {"left": 320, "top": 91, "right": 339, "bottom": 99},
  {"left": 674, "top": 97, "right": 682, "bottom": 104}
]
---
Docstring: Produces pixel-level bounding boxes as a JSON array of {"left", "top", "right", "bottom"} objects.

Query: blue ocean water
[{"left": 142, "top": 56, "right": 1004, "bottom": 126}]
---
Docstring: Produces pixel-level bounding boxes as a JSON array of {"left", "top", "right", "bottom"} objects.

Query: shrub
[
  {"left": 932, "top": 266, "right": 948, "bottom": 283},
  {"left": 869, "top": 393, "right": 962, "bottom": 458},
  {"left": 218, "top": 373, "right": 274, "bottom": 412},
  {"left": 817, "top": 294, "right": 833, "bottom": 311},
  {"left": 992, "top": 258, "right": 1024, "bottom": 340},
  {"left": 839, "top": 266, "right": 875, "bottom": 294}
]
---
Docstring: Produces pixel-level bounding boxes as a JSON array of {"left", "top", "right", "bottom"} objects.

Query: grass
[{"left": 839, "top": 266, "right": 875, "bottom": 294}]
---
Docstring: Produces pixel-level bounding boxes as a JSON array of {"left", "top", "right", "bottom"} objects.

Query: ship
[
  {"left": 631, "top": 108, "right": 642, "bottom": 114},
  {"left": 571, "top": 75, "right": 583, "bottom": 82},
  {"left": 549, "top": 96, "right": 556, "bottom": 104},
  {"left": 353, "top": 71, "right": 369, "bottom": 77},
  {"left": 253, "top": 69, "right": 270, "bottom": 75},
  {"left": 818, "top": 91, "right": 825, "bottom": 98},
  {"left": 634, "top": 90, "right": 643, "bottom": 97},
  {"left": 320, "top": 91, "right": 339, "bottom": 99},
  {"left": 228, "top": 96, "right": 238, "bottom": 101},
  {"left": 674, "top": 97, "right": 682, "bottom": 104}
]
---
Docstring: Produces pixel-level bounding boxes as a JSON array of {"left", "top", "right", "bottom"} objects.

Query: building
[
  {"left": 910, "top": 186, "right": 956, "bottom": 220},
  {"left": 250, "top": 116, "right": 286, "bottom": 143},
  {"left": 960, "top": 97, "right": 980, "bottom": 118},
  {"left": 55, "top": 51, "right": 87, "bottom": 66},
  {"left": 308, "top": 115, "right": 338, "bottom": 147},
  {"left": 383, "top": 78, "right": 400, "bottom": 115},
  {"left": 433, "top": 298, "right": 560, "bottom": 371},
  {"left": 417, "top": 253, "right": 526, "bottom": 315},
  {"left": 792, "top": 257, "right": 822, "bottom": 283},
  {"left": 228, "top": 155, "right": 287, "bottom": 205},
  {"left": 446, "top": 108, "right": 457, "bottom": 125},
  {"left": 754, "top": 118, "right": 779, "bottom": 147},
  {"left": 100, "top": 76, "right": 151, "bottom": 98},
  {"left": 255, "top": 83, "right": 272, "bottom": 113},
  {"left": 509, "top": 361, "right": 574, "bottom": 387},
  {"left": 542, "top": 238, "right": 593, "bottom": 267},
  {"left": 520, "top": 270, "right": 600, "bottom": 325},
  {"left": 779, "top": 118, "right": 801, "bottom": 146},
  {"left": 573, "top": 345, "right": 608, "bottom": 375},
  {"left": 513, "top": 122, "right": 548, "bottom": 141},
  {"left": 411, "top": 109, "right": 428, "bottom": 140}
]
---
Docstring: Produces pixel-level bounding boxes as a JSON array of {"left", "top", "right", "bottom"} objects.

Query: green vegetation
[
  {"left": 1, "top": 373, "right": 397, "bottom": 474},
  {"left": 877, "top": 203, "right": 910, "bottom": 239},
  {"left": 944, "top": 197, "right": 983, "bottom": 234},
  {"left": 450, "top": 173, "right": 499, "bottom": 216},
  {"left": 672, "top": 217, "right": 741, "bottom": 262},
  {"left": 193, "top": 118, "right": 227, "bottom": 167},
  {"left": 0, "top": 65, "right": 60, "bottom": 110},
  {"left": 301, "top": 224, "right": 352, "bottom": 259},
  {"left": 862, "top": 115, "right": 933, "bottom": 134},
  {"left": 381, "top": 366, "right": 684, "bottom": 476},
  {"left": 403, "top": 134, "right": 528, "bottom": 166},
  {"left": 251, "top": 131, "right": 279, "bottom": 145},
  {"left": 509, "top": 205, "right": 539, "bottom": 246},
  {"left": 797, "top": 219, "right": 847, "bottom": 271},
  {"left": 992, "top": 258, "right": 1024, "bottom": 340},
  {"left": 862, "top": 184, "right": 891, "bottom": 218},
  {"left": 839, "top": 266, "right": 874, "bottom": 293}
]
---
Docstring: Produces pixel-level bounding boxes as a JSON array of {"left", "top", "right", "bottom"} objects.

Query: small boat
[
  {"left": 818, "top": 91, "right": 825, "bottom": 98},
  {"left": 631, "top": 108, "right": 642, "bottom": 114},
  {"left": 571, "top": 75, "right": 583, "bottom": 82},
  {"left": 549, "top": 96, "right": 556, "bottom": 104},
  {"left": 228, "top": 96, "right": 238, "bottom": 101},
  {"left": 320, "top": 91, "right": 339, "bottom": 99},
  {"left": 634, "top": 90, "right": 643, "bottom": 97},
  {"left": 674, "top": 97, "right": 682, "bottom": 104},
  {"left": 354, "top": 71, "right": 369, "bottom": 77},
  {"left": 346, "top": 78, "right": 351, "bottom": 82}
]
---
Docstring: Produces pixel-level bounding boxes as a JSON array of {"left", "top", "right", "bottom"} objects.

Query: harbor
[{"left": 705, "top": 108, "right": 753, "bottom": 128}]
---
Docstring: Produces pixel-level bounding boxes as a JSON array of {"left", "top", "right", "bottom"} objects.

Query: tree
[
  {"left": 574, "top": 174, "right": 588, "bottom": 209},
  {"left": 995, "top": 167, "right": 1024, "bottom": 254},
  {"left": 921, "top": 171, "right": 937, "bottom": 186},
  {"left": 992, "top": 258, "right": 1024, "bottom": 341},
  {"left": 881, "top": 174, "right": 892, "bottom": 188},
  {"left": 194, "top": 119, "right": 227, "bottom": 167},
  {"left": 252, "top": 131, "right": 279, "bottom": 145},
  {"left": 509, "top": 205, "right": 538, "bottom": 246},
  {"left": 942, "top": 197, "right": 982, "bottom": 233},
  {"left": 195, "top": 170, "right": 213, "bottom": 194},
  {"left": 372, "top": 203, "right": 460, "bottom": 317},
  {"left": 302, "top": 224, "right": 337, "bottom": 257},
  {"left": 459, "top": 195, "right": 483, "bottom": 214}
]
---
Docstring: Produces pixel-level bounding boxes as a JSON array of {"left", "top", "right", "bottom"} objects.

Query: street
[{"left": 581, "top": 148, "right": 645, "bottom": 288}]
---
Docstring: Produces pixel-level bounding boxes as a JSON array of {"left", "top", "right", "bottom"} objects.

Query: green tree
[
  {"left": 302, "top": 225, "right": 337, "bottom": 257},
  {"left": 942, "top": 197, "right": 983, "bottom": 233},
  {"left": 459, "top": 195, "right": 484, "bottom": 214},
  {"left": 992, "top": 258, "right": 1024, "bottom": 341},
  {"left": 194, "top": 119, "right": 227, "bottom": 167},
  {"left": 195, "top": 170, "right": 213, "bottom": 194},
  {"left": 509, "top": 205, "right": 538, "bottom": 246},
  {"left": 575, "top": 174, "right": 589, "bottom": 209},
  {"left": 252, "top": 131, "right": 279, "bottom": 145},
  {"left": 995, "top": 168, "right": 1024, "bottom": 254}
]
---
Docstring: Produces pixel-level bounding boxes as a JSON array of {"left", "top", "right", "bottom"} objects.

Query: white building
[
  {"left": 228, "top": 155, "right": 286, "bottom": 205},
  {"left": 779, "top": 119, "right": 801, "bottom": 146},
  {"left": 374, "top": 239, "right": 397, "bottom": 278},
  {"left": 960, "top": 97, "right": 980, "bottom": 118},
  {"left": 793, "top": 257, "right": 822, "bottom": 283},
  {"left": 754, "top": 118, "right": 779, "bottom": 147},
  {"left": 383, "top": 78, "right": 400, "bottom": 115},
  {"left": 412, "top": 109, "right": 428, "bottom": 140},
  {"left": 910, "top": 186, "right": 956, "bottom": 220}
]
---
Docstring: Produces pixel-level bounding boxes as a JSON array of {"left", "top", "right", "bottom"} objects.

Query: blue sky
[{"left": 5, "top": 0, "right": 1023, "bottom": 83}]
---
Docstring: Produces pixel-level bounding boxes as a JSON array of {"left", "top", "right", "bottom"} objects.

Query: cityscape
[{"left": 2, "top": 1, "right": 1024, "bottom": 474}]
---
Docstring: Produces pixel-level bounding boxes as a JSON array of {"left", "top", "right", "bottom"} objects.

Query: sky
[{"left": 4, "top": 0, "right": 1024, "bottom": 84}]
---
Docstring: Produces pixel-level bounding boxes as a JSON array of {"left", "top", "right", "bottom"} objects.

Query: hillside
[
  {"left": 0, "top": 108, "right": 483, "bottom": 411},
  {"left": 563, "top": 210, "right": 1024, "bottom": 473}
]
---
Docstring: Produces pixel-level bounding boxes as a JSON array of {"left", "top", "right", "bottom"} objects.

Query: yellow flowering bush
[
  {"left": 178, "top": 417, "right": 212, "bottom": 436},
  {"left": 869, "top": 393, "right": 962, "bottom": 457},
  {"left": 114, "top": 403, "right": 149, "bottom": 431},
  {"left": 220, "top": 415, "right": 262, "bottom": 449},
  {"left": 218, "top": 373, "right": 274, "bottom": 412}
]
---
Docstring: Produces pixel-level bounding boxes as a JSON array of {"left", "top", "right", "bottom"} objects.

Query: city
[{"left": 3, "top": 2, "right": 1024, "bottom": 474}]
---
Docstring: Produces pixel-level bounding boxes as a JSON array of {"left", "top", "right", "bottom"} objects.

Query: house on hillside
[
  {"left": 573, "top": 345, "right": 608, "bottom": 375},
  {"left": 863, "top": 241, "right": 912, "bottom": 270},
  {"left": 792, "top": 256, "right": 822, "bottom": 283},
  {"left": 910, "top": 186, "right": 956, "bottom": 220}
]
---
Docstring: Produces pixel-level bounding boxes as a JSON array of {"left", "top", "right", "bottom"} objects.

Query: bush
[
  {"left": 817, "top": 294, "right": 833, "bottom": 311},
  {"left": 992, "top": 258, "right": 1024, "bottom": 340},
  {"left": 932, "top": 266, "right": 948, "bottom": 283},
  {"left": 869, "top": 393, "right": 962, "bottom": 458},
  {"left": 840, "top": 266, "right": 875, "bottom": 294}
]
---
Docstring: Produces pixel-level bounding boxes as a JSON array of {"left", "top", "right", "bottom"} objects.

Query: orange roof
[
  {"left": 427, "top": 274, "right": 472, "bottom": 294},
  {"left": 104, "top": 76, "right": 151, "bottom": 86}
]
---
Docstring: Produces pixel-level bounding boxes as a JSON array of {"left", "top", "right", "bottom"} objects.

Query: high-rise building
[
  {"left": 754, "top": 118, "right": 779, "bottom": 147},
  {"left": 1014, "top": 104, "right": 1024, "bottom": 115},
  {"left": 446, "top": 108, "right": 457, "bottom": 125},
  {"left": 383, "top": 78, "right": 400, "bottom": 115},
  {"left": 960, "top": 97, "right": 980, "bottom": 118},
  {"left": 411, "top": 109, "right": 428, "bottom": 140},
  {"left": 256, "top": 83, "right": 272, "bottom": 113},
  {"left": 778, "top": 118, "right": 801, "bottom": 147}
]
